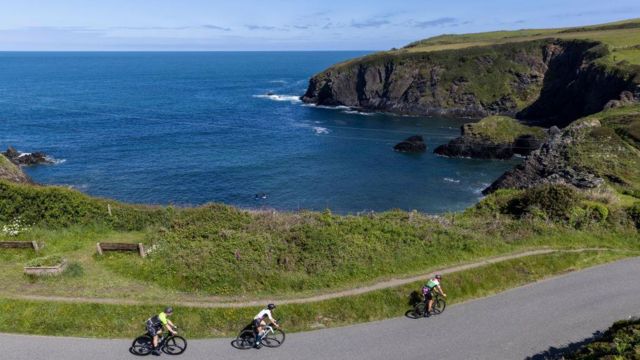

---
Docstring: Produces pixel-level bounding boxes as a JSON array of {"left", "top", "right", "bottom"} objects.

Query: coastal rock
[
  {"left": 604, "top": 90, "right": 637, "bottom": 110},
  {"left": 0, "top": 154, "right": 31, "bottom": 183},
  {"left": 3, "top": 146, "right": 53, "bottom": 166},
  {"left": 394, "top": 135, "right": 427, "bottom": 153},
  {"left": 513, "top": 135, "right": 543, "bottom": 156},
  {"left": 483, "top": 120, "right": 605, "bottom": 194},
  {"left": 303, "top": 40, "right": 639, "bottom": 127},
  {"left": 434, "top": 137, "right": 513, "bottom": 159},
  {"left": 434, "top": 116, "right": 545, "bottom": 159}
]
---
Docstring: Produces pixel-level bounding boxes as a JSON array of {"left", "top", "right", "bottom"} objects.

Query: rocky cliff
[
  {"left": 303, "top": 40, "right": 639, "bottom": 125},
  {"left": 0, "top": 154, "right": 31, "bottom": 184},
  {"left": 484, "top": 107, "right": 640, "bottom": 194}
]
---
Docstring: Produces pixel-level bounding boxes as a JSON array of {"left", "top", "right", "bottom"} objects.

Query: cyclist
[
  {"left": 146, "top": 307, "right": 177, "bottom": 355},
  {"left": 253, "top": 303, "right": 280, "bottom": 348},
  {"left": 422, "top": 274, "right": 446, "bottom": 317}
]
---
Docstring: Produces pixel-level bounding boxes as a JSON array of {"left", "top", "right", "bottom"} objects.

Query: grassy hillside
[
  {"left": 402, "top": 18, "right": 640, "bottom": 64},
  {"left": 462, "top": 116, "right": 546, "bottom": 143}
]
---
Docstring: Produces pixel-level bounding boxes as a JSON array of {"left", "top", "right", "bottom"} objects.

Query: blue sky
[{"left": 1, "top": 0, "right": 639, "bottom": 50}]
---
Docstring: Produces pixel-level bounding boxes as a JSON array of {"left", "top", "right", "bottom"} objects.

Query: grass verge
[{"left": 0, "top": 250, "right": 631, "bottom": 339}]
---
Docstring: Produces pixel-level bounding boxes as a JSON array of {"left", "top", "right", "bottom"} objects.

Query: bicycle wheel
[
  {"left": 163, "top": 335, "right": 187, "bottom": 355},
  {"left": 433, "top": 298, "right": 446, "bottom": 315},
  {"left": 131, "top": 335, "right": 153, "bottom": 355},
  {"left": 414, "top": 302, "right": 426, "bottom": 317},
  {"left": 262, "top": 329, "right": 285, "bottom": 348},
  {"left": 232, "top": 330, "right": 255, "bottom": 350},
  {"left": 405, "top": 309, "right": 420, "bottom": 319}
]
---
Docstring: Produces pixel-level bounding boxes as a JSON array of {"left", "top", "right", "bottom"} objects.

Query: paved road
[{"left": 5, "top": 257, "right": 640, "bottom": 360}]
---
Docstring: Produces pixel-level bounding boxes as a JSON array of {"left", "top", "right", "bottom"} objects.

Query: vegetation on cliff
[{"left": 303, "top": 19, "right": 640, "bottom": 123}]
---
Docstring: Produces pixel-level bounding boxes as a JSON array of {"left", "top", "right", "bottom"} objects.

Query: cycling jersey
[
  {"left": 148, "top": 312, "right": 169, "bottom": 328},
  {"left": 426, "top": 278, "right": 440, "bottom": 290},
  {"left": 254, "top": 309, "right": 275, "bottom": 322}
]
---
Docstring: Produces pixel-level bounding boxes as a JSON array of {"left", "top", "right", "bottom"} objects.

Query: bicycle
[
  {"left": 130, "top": 326, "right": 187, "bottom": 356},
  {"left": 231, "top": 320, "right": 285, "bottom": 350},
  {"left": 406, "top": 293, "right": 447, "bottom": 319}
]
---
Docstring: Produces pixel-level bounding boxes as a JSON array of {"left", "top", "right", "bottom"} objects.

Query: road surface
[{"left": 4, "top": 257, "right": 640, "bottom": 360}]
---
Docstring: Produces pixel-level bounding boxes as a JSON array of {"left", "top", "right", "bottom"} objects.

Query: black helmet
[
  {"left": 267, "top": 303, "right": 276, "bottom": 310},
  {"left": 435, "top": 274, "right": 442, "bottom": 280},
  {"left": 165, "top": 307, "right": 174, "bottom": 314}
]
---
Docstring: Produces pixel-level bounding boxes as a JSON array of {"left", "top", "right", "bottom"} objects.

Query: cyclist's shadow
[{"left": 404, "top": 290, "right": 424, "bottom": 319}]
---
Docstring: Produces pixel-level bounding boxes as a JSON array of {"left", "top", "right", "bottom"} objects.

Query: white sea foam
[
  {"left": 253, "top": 94, "right": 302, "bottom": 103},
  {"left": 343, "top": 110, "right": 375, "bottom": 116},
  {"left": 444, "top": 178, "right": 461, "bottom": 184},
  {"left": 302, "top": 104, "right": 351, "bottom": 110},
  {"left": 473, "top": 183, "right": 491, "bottom": 194},
  {"left": 268, "top": 80, "right": 288, "bottom": 84},
  {"left": 47, "top": 156, "right": 67, "bottom": 165},
  {"left": 313, "top": 127, "right": 330, "bottom": 135}
]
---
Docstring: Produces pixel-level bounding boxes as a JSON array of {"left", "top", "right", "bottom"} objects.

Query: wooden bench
[
  {"left": 0, "top": 241, "right": 42, "bottom": 251},
  {"left": 96, "top": 242, "right": 146, "bottom": 257}
]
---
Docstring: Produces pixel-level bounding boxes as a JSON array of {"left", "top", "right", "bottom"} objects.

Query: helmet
[
  {"left": 164, "top": 307, "right": 174, "bottom": 314},
  {"left": 435, "top": 274, "right": 442, "bottom": 280},
  {"left": 267, "top": 303, "right": 276, "bottom": 310}
]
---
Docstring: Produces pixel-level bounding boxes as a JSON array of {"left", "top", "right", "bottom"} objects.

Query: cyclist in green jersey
[
  {"left": 422, "top": 274, "right": 446, "bottom": 317},
  {"left": 146, "top": 307, "right": 177, "bottom": 355}
]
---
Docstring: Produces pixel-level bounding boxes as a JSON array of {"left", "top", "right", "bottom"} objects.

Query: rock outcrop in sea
[
  {"left": 3, "top": 146, "right": 54, "bottom": 166},
  {"left": 394, "top": 135, "right": 427, "bottom": 153},
  {"left": 483, "top": 119, "right": 607, "bottom": 194}
]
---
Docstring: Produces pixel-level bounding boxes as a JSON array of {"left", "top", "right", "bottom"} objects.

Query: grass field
[
  {"left": 0, "top": 250, "right": 630, "bottom": 338},
  {"left": 400, "top": 19, "right": 640, "bottom": 65}
]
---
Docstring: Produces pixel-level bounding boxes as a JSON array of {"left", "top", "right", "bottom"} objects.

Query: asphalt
[{"left": 5, "top": 257, "right": 640, "bottom": 360}]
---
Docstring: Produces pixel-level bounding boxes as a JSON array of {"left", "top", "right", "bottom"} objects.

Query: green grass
[
  {"left": 0, "top": 250, "right": 629, "bottom": 338},
  {"left": 26, "top": 255, "right": 65, "bottom": 267},
  {"left": 463, "top": 116, "right": 545, "bottom": 143},
  {"left": 400, "top": 18, "right": 640, "bottom": 64},
  {"left": 1, "top": 175, "right": 639, "bottom": 301}
]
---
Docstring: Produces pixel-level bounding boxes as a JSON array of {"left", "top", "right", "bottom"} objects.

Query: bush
[
  {"left": 0, "top": 181, "right": 170, "bottom": 230},
  {"left": 63, "top": 262, "right": 84, "bottom": 277},
  {"left": 506, "top": 184, "right": 581, "bottom": 221},
  {"left": 627, "top": 203, "right": 640, "bottom": 229}
]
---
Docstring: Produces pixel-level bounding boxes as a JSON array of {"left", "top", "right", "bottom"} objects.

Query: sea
[{"left": 0, "top": 52, "right": 520, "bottom": 214}]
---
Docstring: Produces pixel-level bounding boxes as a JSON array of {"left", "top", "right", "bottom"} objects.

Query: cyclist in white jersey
[{"left": 253, "top": 304, "right": 279, "bottom": 348}]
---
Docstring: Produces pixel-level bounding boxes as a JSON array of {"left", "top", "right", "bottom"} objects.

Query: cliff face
[
  {"left": 0, "top": 154, "right": 31, "bottom": 184},
  {"left": 303, "top": 40, "right": 639, "bottom": 124}
]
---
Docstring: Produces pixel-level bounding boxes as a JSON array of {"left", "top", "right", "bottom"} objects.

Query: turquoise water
[{"left": 0, "top": 52, "right": 519, "bottom": 213}]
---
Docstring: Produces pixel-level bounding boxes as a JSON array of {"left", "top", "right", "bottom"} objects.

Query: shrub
[
  {"left": 627, "top": 203, "right": 640, "bottom": 229},
  {"left": 63, "top": 262, "right": 84, "bottom": 277},
  {"left": 0, "top": 181, "right": 170, "bottom": 230},
  {"left": 506, "top": 184, "right": 581, "bottom": 221}
]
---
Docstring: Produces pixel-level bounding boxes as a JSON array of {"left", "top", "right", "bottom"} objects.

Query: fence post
[
  {"left": 138, "top": 243, "right": 146, "bottom": 258},
  {"left": 96, "top": 243, "right": 103, "bottom": 256}
]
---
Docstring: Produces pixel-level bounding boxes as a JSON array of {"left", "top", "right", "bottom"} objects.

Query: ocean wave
[
  {"left": 444, "top": 177, "right": 461, "bottom": 184},
  {"left": 46, "top": 156, "right": 67, "bottom": 165},
  {"left": 343, "top": 110, "right": 375, "bottom": 116},
  {"left": 313, "top": 127, "right": 330, "bottom": 135},
  {"left": 268, "top": 80, "right": 288, "bottom": 84},
  {"left": 473, "top": 183, "right": 491, "bottom": 195},
  {"left": 302, "top": 104, "right": 351, "bottom": 110},
  {"left": 253, "top": 94, "right": 302, "bottom": 103}
]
